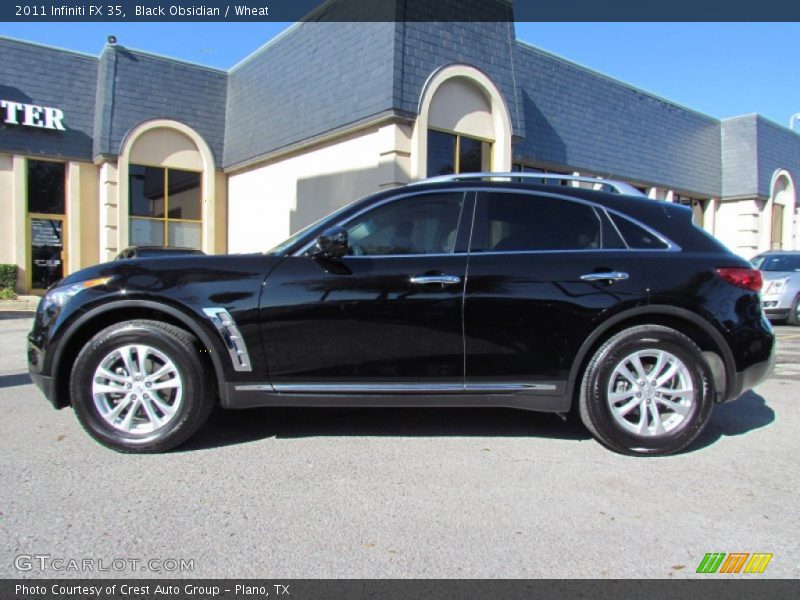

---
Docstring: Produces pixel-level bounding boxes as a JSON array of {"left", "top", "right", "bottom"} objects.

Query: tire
[
  {"left": 70, "top": 320, "right": 215, "bottom": 453},
  {"left": 787, "top": 294, "right": 800, "bottom": 326},
  {"left": 578, "top": 325, "right": 714, "bottom": 456}
]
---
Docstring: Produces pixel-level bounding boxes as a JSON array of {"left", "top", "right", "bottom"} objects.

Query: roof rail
[{"left": 411, "top": 172, "right": 646, "bottom": 196}]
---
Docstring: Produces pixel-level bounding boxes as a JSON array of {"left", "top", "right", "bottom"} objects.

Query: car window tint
[
  {"left": 477, "top": 193, "right": 601, "bottom": 252},
  {"left": 599, "top": 210, "right": 627, "bottom": 249},
  {"left": 609, "top": 213, "right": 668, "bottom": 249},
  {"left": 346, "top": 193, "right": 463, "bottom": 256}
]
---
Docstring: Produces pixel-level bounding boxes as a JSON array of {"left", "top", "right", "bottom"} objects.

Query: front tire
[
  {"left": 70, "top": 320, "right": 214, "bottom": 453},
  {"left": 578, "top": 325, "right": 714, "bottom": 456},
  {"left": 788, "top": 294, "right": 800, "bottom": 326}
]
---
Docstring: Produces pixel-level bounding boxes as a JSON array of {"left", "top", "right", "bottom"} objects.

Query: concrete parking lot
[{"left": 0, "top": 314, "right": 798, "bottom": 579}]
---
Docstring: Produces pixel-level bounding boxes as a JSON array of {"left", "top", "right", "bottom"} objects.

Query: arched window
[
  {"left": 413, "top": 65, "right": 512, "bottom": 179},
  {"left": 766, "top": 170, "right": 796, "bottom": 251},
  {"left": 117, "top": 120, "right": 217, "bottom": 254}
]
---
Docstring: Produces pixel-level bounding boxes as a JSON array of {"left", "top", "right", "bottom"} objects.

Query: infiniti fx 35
[{"left": 28, "top": 174, "right": 775, "bottom": 455}]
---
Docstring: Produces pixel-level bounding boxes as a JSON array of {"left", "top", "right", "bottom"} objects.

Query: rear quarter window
[{"left": 609, "top": 213, "right": 668, "bottom": 249}]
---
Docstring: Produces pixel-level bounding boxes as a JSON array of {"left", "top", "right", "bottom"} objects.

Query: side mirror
[{"left": 313, "top": 226, "right": 348, "bottom": 259}]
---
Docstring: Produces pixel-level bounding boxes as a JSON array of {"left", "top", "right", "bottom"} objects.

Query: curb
[{"left": 0, "top": 296, "right": 39, "bottom": 314}]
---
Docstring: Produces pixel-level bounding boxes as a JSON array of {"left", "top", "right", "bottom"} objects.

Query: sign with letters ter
[{"left": 1, "top": 99, "right": 65, "bottom": 131}]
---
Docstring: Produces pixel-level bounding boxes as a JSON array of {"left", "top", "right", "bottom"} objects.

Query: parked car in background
[
  {"left": 751, "top": 251, "right": 800, "bottom": 325},
  {"left": 28, "top": 173, "right": 775, "bottom": 456},
  {"left": 114, "top": 246, "right": 205, "bottom": 261}
]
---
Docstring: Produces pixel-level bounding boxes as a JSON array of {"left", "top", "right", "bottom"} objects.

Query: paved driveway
[{"left": 0, "top": 315, "right": 798, "bottom": 578}]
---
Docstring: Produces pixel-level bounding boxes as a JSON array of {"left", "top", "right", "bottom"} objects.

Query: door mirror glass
[{"left": 314, "top": 227, "right": 348, "bottom": 259}]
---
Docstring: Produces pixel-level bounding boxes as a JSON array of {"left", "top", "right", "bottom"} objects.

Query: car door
[
  {"left": 259, "top": 191, "right": 473, "bottom": 391},
  {"left": 463, "top": 190, "right": 647, "bottom": 395}
]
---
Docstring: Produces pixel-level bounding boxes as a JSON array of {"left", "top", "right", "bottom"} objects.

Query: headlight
[
  {"left": 763, "top": 278, "right": 789, "bottom": 295},
  {"left": 43, "top": 277, "right": 113, "bottom": 309}
]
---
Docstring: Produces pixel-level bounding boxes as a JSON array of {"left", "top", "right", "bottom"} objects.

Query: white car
[{"left": 751, "top": 251, "right": 800, "bottom": 325}]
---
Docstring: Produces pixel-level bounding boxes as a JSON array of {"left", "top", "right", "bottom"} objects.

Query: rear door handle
[
  {"left": 580, "top": 271, "right": 630, "bottom": 282},
  {"left": 410, "top": 274, "right": 461, "bottom": 285}
]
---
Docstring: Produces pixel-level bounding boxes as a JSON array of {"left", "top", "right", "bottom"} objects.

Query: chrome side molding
[
  {"left": 235, "top": 382, "right": 559, "bottom": 393},
  {"left": 203, "top": 308, "right": 252, "bottom": 372}
]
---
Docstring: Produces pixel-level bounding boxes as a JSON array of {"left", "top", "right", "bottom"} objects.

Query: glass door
[{"left": 29, "top": 215, "right": 65, "bottom": 290}]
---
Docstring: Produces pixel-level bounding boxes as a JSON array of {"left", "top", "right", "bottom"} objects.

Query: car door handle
[
  {"left": 410, "top": 274, "right": 462, "bottom": 285},
  {"left": 580, "top": 271, "right": 630, "bottom": 282}
]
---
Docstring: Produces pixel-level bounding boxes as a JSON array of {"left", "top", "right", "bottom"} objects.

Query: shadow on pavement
[
  {"left": 0, "top": 372, "right": 32, "bottom": 389},
  {"left": 180, "top": 406, "right": 591, "bottom": 452},
  {"left": 689, "top": 391, "right": 775, "bottom": 452},
  {"left": 0, "top": 311, "right": 34, "bottom": 320},
  {"left": 182, "top": 391, "right": 775, "bottom": 454}
]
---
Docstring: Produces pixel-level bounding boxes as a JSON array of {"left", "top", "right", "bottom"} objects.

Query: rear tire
[
  {"left": 579, "top": 325, "right": 714, "bottom": 456},
  {"left": 70, "top": 320, "right": 214, "bottom": 453}
]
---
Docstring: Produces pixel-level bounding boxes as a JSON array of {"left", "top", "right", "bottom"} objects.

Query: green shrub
[
  {"left": 0, "top": 288, "right": 16, "bottom": 300},
  {"left": 0, "top": 264, "right": 16, "bottom": 290}
]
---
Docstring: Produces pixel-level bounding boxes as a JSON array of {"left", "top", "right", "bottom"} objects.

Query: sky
[{"left": 1, "top": 21, "right": 798, "bottom": 127}]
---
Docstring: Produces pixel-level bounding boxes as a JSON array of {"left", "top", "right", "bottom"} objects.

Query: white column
[
  {"left": 12, "top": 155, "right": 27, "bottom": 291},
  {"left": 98, "top": 161, "right": 119, "bottom": 262},
  {"left": 66, "top": 162, "right": 81, "bottom": 274},
  {"left": 703, "top": 198, "right": 717, "bottom": 235}
]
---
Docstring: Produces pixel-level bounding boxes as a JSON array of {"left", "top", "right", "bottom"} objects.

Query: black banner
[
  {"left": 2, "top": 580, "right": 800, "bottom": 600},
  {"left": 2, "top": 0, "right": 800, "bottom": 22}
]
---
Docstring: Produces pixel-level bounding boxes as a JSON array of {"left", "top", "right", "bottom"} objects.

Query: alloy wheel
[
  {"left": 606, "top": 349, "right": 695, "bottom": 437},
  {"left": 91, "top": 344, "right": 183, "bottom": 435}
]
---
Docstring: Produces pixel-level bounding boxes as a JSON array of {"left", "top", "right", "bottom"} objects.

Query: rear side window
[
  {"left": 609, "top": 213, "right": 668, "bottom": 249},
  {"left": 473, "top": 193, "right": 601, "bottom": 252}
]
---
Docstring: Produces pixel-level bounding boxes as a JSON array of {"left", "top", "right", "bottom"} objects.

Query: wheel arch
[
  {"left": 565, "top": 305, "right": 736, "bottom": 411},
  {"left": 50, "top": 300, "right": 226, "bottom": 409}
]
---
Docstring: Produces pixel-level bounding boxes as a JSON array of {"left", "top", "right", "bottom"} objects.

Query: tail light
[{"left": 715, "top": 267, "right": 763, "bottom": 292}]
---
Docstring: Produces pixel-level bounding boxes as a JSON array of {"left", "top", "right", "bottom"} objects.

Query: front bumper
[{"left": 761, "top": 293, "right": 792, "bottom": 319}]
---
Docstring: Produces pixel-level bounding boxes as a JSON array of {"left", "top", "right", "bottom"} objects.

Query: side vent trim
[{"left": 202, "top": 308, "right": 252, "bottom": 372}]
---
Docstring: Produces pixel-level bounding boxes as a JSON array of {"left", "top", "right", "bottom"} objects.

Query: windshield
[{"left": 751, "top": 254, "right": 800, "bottom": 272}]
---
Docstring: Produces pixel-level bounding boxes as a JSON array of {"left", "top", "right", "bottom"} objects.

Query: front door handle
[
  {"left": 580, "top": 271, "right": 630, "bottom": 282},
  {"left": 410, "top": 274, "right": 462, "bottom": 285}
]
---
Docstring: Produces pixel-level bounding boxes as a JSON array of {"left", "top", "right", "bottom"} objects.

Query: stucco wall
[{"left": 227, "top": 127, "right": 390, "bottom": 253}]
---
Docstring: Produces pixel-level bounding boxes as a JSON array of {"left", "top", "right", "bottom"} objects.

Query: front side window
[
  {"left": 473, "top": 193, "right": 601, "bottom": 252},
  {"left": 346, "top": 193, "right": 464, "bottom": 256},
  {"left": 129, "top": 165, "right": 202, "bottom": 248},
  {"left": 427, "top": 130, "right": 491, "bottom": 176}
]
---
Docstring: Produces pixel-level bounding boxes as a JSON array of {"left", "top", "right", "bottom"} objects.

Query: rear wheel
[
  {"left": 788, "top": 294, "right": 800, "bottom": 326},
  {"left": 70, "top": 320, "right": 214, "bottom": 453},
  {"left": 579, "top": 325, "right": 714, "bottom": 456}
]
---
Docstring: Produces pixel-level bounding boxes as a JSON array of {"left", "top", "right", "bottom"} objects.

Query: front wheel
[
  {"left": 70, "top": 320, "right": 215, "bottom": 453},
  {"left": 787, "top": 294, "right": 800, "bottom": 326},
  {"left": 578, "top": 325, "right": 714, "bottom": 456}
]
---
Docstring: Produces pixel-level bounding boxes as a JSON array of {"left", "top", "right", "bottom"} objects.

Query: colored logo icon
[{"left": 696, "top": 552, "right": 773, "bottom": 574}]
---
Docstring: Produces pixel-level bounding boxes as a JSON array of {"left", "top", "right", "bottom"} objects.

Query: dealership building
[{"left": 1, "top": 3, "right": 799, "bottom": 292}]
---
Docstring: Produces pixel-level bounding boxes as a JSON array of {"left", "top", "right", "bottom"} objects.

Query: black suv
[{"left": 28, "top": 174, "right": 775, "bottom": 455}]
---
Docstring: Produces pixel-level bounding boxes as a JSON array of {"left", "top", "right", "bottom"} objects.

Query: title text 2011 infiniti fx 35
[{"left": 28, "top": 174, "right": 775, "bottom": 455}]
